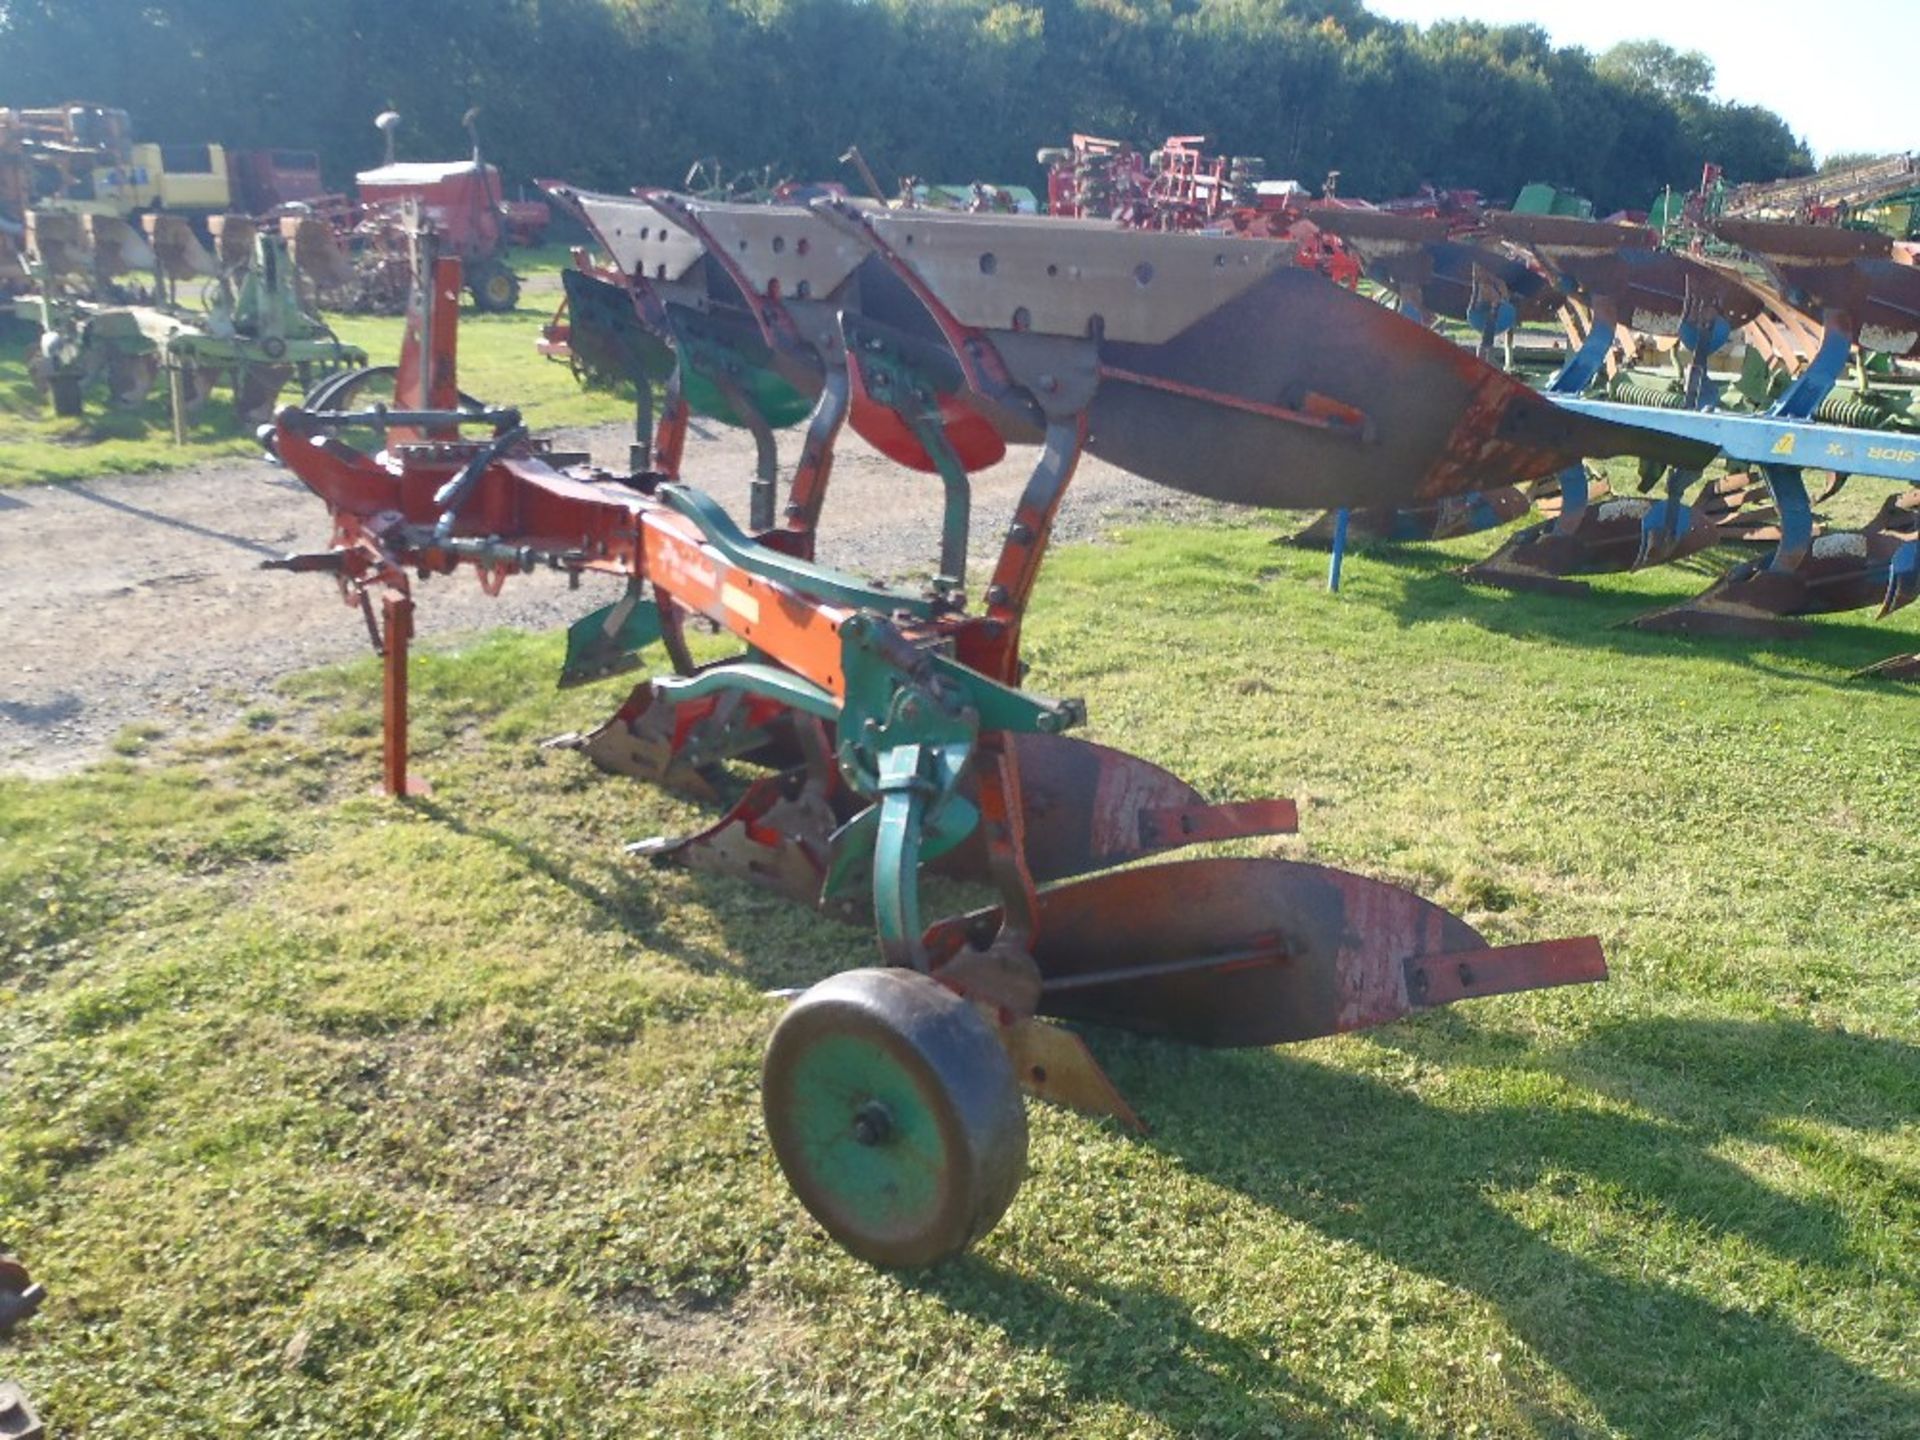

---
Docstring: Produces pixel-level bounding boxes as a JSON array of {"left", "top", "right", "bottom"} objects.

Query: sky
[{"left": 1362, "top": 0, "right": 1916, "bottom": 162}]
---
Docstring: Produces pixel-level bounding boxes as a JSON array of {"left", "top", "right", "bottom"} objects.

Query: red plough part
[
  {"left": 263, "top": 200, "right": 1711, "bottom": 1267},
  {"left": 1286, "top": 210, "right": 1564, "bottom": 550}
]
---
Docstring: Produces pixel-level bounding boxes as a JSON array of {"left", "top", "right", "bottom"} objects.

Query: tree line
[{"left": 0, "top": 0, "right": 1811, "bottom": 214}]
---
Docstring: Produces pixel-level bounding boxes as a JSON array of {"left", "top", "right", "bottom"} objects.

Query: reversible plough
[
  {"left": 1286, "top": 210, "right": 1563, "bottom": 549},
  {"left": 1266, "top": 206, "right": 1917, "bottom": 665},
  {"left": 268, "top": 195, "right": 1737, "bottom": 1266},
  {"left": 1476, "top": 215, "right": 1919, "bottom": 647}
]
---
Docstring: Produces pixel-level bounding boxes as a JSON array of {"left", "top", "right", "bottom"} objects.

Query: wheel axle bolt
[{"left": 851, "top": 1100, "right": 893, "bottom": 1146}]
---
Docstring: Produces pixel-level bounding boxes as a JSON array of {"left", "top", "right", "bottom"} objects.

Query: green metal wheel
[{"left": 762, "top": 968, "right": 1027, "bottom": 1267}]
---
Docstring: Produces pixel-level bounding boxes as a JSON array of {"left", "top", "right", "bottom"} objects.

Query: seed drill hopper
[{"left": 265, "top": 198, "right": 1719, "bottom": 1266}]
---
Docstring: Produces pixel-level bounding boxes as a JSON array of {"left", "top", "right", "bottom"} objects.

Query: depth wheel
[{"left": 763, "top": 968, "right": 1026, "bottom": 1267}]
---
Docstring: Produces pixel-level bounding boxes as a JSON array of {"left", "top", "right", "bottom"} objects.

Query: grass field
[
  {"left": 0, "top": 248, "right": 630, "bottom": 486},
  {"left": 2, "top": 515, "right": 1915, "bottom": 1437}
]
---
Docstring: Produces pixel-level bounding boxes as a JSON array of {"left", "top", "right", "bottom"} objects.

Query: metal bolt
[
  {"left": 851, "top": 1100, "right": 893, "bottom": 1146},
  {"left": 985, "top": 584, "right": 1010, "bottom": 606},
  {"left": 1008, "top": 522, "right": 1033, "bottom": 545}
]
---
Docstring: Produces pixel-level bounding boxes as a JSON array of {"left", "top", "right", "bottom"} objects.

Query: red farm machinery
[{"left": 257, "top": 188, "right": 1767, "bottom": 1266}]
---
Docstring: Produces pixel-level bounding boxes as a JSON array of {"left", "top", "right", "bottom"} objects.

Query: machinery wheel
[
  {"left": 300, "top": 365, "right": 484, "bottom": 454},
  {"left": 470, "top": 264, "right": 520, "bottom": 314},
  {"left": 762, "top": 968, "right": 1026, "bottom": 1267},
  {"left": 0, "top": 1255, "right": 44, "bottom": 1335},
  {"left": 49, "top": 372, "right": 84, "bottom": 418}
]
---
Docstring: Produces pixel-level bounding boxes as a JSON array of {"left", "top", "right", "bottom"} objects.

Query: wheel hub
[{"left": 850, "top": 1099, "right": 893, "bottom": 1146}]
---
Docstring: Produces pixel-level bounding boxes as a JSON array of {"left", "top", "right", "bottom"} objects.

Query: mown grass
[
  {"left": 1, "top": 517, "right": 1916, "bottom": 1437},
  {"left": 0, "top": 247, "right": 629, "bottom": 486}
]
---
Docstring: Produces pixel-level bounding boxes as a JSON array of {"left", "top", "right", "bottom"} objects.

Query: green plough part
[
  {"left": 561, "top": 267, "right": 676, "bottom": 390},
  {"left": 674, "top": 323, "right": 814, "bottom": 431},
  {"left": 560, "top": 581, "right": 665, "bottom": 688},
  {"left": 658, "top": 483, "right": 935, "bottom": 617},
  {"left": 653, "top": 661, "right": 839, "bottom": 722}
]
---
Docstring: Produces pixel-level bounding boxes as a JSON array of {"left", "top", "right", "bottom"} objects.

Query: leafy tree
[
  {"left": 0, "top": 0, "right": 1816, "bottom": 213},
  {"left": 1597, "top": 39, "right": 1715, "bottom": 104}
]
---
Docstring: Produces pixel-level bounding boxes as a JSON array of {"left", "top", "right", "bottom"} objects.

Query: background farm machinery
[
  {"left": 260, "top": 187, "right": 1755, "bottom": 1267},
  {"left": 1257, "top": 197, "right": 1919, "bottom": 669},
  {"left": 9, "top": 207, "right": 365, "bottom": 431},
  {"left": 2, "top": 102, "right": 546, "bottom": 319},
  {"left": 274, "top": 110, "right": 546, "bottom": 316},
  {"left": 533, "top": 140, "right": 1920, "bottom": 678}
]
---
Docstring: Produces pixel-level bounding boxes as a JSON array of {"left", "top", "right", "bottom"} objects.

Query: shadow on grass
[
  {"left": 386, "top": 680, "right": 1911, "bottom": 1432},
  {"left": 1067, "top": 1014, "right": 1919, "bottom": 1437},
  {"left": 910, "top": 1261, "right": 1428, "bottom": 1440},
  {"left": 410, "top": 794, "right": 673, "bottom": 938},
  {"left": 554, "top": 810, "right": 1914, "bottom": 1431},
  {"left": 1343, "top": 537, "right": 1919, "bottom": 684}
]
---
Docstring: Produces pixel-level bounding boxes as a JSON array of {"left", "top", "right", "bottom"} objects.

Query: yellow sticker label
[
  {"left": 1770, "top": 432, "right": 1797, "bottom": 457},
  {"left": 721, "top": 581, "right": 761, "bottom": 625}
]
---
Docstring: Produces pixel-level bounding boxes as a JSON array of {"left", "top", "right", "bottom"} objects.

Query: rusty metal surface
[
  {"left": 987, "top": 733, "right": 1296, "bottom": 882},
  {"left": 1857, "top": 650, "right": 1920, "bottom": 681},
  {"left": 1290, "top": 487, "right": 1534, "bottom": 547},
  {"left": 1462, "top": 484, "right": 1743, "bottom": 589},
  {"left": 1313, "top": 210, "right": 1558, "bottom": 325},
  {"left": 1491, "top": 212, "right": 1767, "bottom": 335},
  {"left": 931, "top": 855, "right": 1602, "bottom": 1048},
  {"left": 1085, "top": 266, "right": 1714, "bottom": 509},
  {"left": 1715, "top": 219, "right": 1920, "bottom": 358},
  {"left": 1632, "top": 526, "right": 1914, "bottom": 632},
  {"left": 1018, "top": 856, "right": 1603, "bottom": 1046},
  {"left": 1405, "top": 936, "right": 1606, "bottom": 1006}
]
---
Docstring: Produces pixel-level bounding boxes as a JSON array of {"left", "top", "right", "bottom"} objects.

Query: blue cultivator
[
  {"left": 1459, "top": 213, "right": 1784, "bottom": 593},
  {"left": 1599, "top": 220, "right": 1919, "bottom": 649}
]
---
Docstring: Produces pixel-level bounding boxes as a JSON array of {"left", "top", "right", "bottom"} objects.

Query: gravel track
[{"left": 0, "top": 421, "right": 1219, "bottom": 776}]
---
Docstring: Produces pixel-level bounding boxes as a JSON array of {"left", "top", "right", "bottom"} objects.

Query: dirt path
[{"left": 0, "top": 421, "right": 1220, "bottom": 776}]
